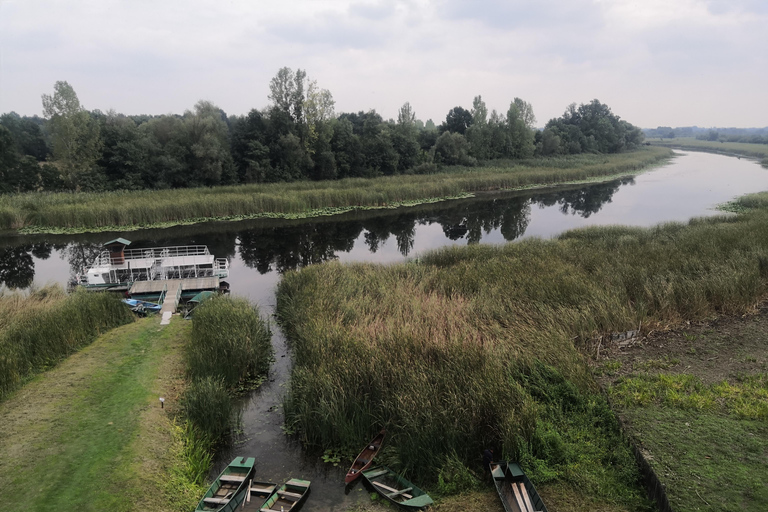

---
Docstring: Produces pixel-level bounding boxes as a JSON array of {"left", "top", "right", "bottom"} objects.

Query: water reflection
[
  {"left": 0, "top": 175, "right": 695, "bottom": 289},
  {"left": 0, "top": 243, "right": 54, "bottom": 289}
]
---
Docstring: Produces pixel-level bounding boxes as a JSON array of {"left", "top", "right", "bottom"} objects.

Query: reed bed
[
  {"left": 0, "top": 284, "right": 67, "bottom": 333},
  {"left": 0, "top": 288, "right": 134, "bottom": 399},
  {"left": 181, "top": 295, "right": 272, "bottom": 451},
  {"left": 0, "top": 148, "right": 670, "bottom": 232},
  {"left": 276, "top": 203, "right": 768, "bottom": 500},
  {"left": 185, "top": 295, "right": 272, "bottom": 387}
]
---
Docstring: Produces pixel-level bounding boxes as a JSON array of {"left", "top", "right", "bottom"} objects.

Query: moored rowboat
[
  {"left": 259, "top": 478, "right": 310, "bottom": 511},
  {"left": 362, "top": 466, "right": 433, "bottom": 510},
  {"left": 345, "top": 429, "right": 386, "bottom": 484},
  {"left": 490, "top": 461, "right": 548, "bottom": 512},
  {"left": 195, "top": 456, "right": 255, "bottom": 511}
]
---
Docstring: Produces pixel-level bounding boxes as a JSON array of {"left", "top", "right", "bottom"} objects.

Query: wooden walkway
[{"left": 129, "top": 277, "right": 220, "bottom": 325}]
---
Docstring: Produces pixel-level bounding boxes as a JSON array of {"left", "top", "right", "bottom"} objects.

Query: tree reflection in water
[
  {"left": 235, "top": 178, "right": 626, "bottom": 273},
  {"left": 0, "top": 243, "right": 53, "bottom": 289},
  {"left": 3, "top": 177, "right": 628, "bottom": 287}
]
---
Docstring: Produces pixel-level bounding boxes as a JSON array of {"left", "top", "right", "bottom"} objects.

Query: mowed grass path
[{"left": 0, "top": 318, "right": 194, "bottom": 511}]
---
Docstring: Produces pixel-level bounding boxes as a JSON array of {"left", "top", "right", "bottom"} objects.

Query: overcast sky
[{"left": 1, "top": 0, "right": 766, "bottom": 128}]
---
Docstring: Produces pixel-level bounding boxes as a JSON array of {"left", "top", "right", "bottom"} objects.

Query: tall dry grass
[
  {"left": 0, "top": 148, "right": 671, "bottom": 232},
  {"left": 276, "top": 200, "right": 768, "bottom": 498},
  {"left": 0, "top": 287, "right": 134, "bottom": 399}
]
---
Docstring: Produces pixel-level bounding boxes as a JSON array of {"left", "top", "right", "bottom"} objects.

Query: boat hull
[
  {"left": 345, "top": 430, "right": 386, "bottom": 484},
  {"left": 362, "top": 466, "right": 433, "bottom": 510},
  {"left": 490, "top": 461, "right": 548, "bottom": 512},
  {"left": 259, "top": 478, "right": 310, "bottom": 511},
  {"left": 195, "top": 456, "right": 255, "bottom": 512}
]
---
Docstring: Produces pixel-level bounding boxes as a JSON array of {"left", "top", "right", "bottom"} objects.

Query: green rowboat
[
  {"left": 362, "top": 466, "right": 433, "bottom": 510},
  {"left": 259, "top": 478, "right": 310, "bottom": 511},
  {"left": 490, "top": 461, "right": 548, "bottom": 512},
  {"left": 195, "top": 456, "right": 255, "bottom": 511}
]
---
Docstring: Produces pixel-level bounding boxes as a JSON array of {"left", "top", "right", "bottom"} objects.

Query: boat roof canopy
[{"left": 104, "top": 238, "right": 131, "bottom": 247}]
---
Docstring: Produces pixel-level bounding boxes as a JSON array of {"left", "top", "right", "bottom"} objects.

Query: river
[{"left": 1, "top": 150, "right": 766, "bottom": 510}]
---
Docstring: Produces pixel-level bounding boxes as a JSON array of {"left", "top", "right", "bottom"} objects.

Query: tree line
[
  {"left": 644, "top": 125, "right": 768, "bottom": 144},
  {"left": 0, "top": 68, "right": 645, "bottom": 194}
]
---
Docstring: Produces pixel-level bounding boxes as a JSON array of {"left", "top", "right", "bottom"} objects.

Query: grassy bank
[
  {"left": 0, "top": 318, "right": 204, "bottom": 511},
  {"left": 0, "top": 286, "right": 134, "bottom": 399},
  {"left": 596, "top": 311, "right": 768, "bottom": 511},
  {"left": 0, "top": 148, "right": 670, "bottom": 233},
  {"left": 276, "top": 191, "right": 768, "bottom": 507},
  {"left": 651, "top": 137, "right": 768, "bottom": 166},
  {"left": 181, "top": 295, "right": 273, "bottom": 451}
]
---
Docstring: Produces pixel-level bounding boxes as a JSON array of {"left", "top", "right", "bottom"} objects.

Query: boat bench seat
[
  {"left": 388, "top": 487, "right": 413, "bottom": 498},
  {"left": 204, "top": 497, "right": 231, "bottom": 505},
  {"left": 220, "top": 474, "right": 246, "bottom": 483},
  {"left": 364, "top": 469, "right": 389, "bottom": 479},
  {"left": 279, "top": 490, "right": 304, "bottom": 500}
]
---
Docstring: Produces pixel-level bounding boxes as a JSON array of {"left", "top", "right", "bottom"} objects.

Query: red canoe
[{"left": 345, "top": 430, "right": 386, "bottom": 484}]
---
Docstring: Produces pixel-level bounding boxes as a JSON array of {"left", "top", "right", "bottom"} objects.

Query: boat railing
[
  {"left": 111, "top": 245, "right": 212, "bottom": 264},
  {"left": 174, "top": 282, "right": 182, "bottom": 305}
]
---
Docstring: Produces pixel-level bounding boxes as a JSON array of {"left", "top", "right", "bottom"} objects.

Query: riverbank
[
  {"left": 650, "top": 138, "right": 768, "bottom": 167},
  {"left": 0, "top": 318, "right": 202, "bottom": 512},
  {"left": 0, "top": 148, "right": 671, "bottom": 235},
  {"left": 596, "top": 308, "right": 768, "bottom": 511},
  {"left": 277, "top": 189, "right": 768, "bottom": 510}
]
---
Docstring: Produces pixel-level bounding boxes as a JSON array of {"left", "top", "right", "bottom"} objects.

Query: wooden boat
[
  {"left": 362, "top": 466, "right": 433, "bottom": 510},
  {"left": 490, "top": 461, "right": 548, "bottom": 512},
  {"left": 259, "top": 478, "right": 310, "bottom": 511},
  {"left": 345, "top": 429, "right": 386, "bottom": 484},
  {"left": 245, "top": 480, "right": 277, "bottom": 509},
  {"left": 195, "top": 456, "right": 255, "bottom": 512}
]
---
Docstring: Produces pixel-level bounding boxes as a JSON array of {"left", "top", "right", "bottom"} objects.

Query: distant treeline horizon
[
  {"left": 1, "top": 67, "right": 647, "bottom": 194},
  {"left": 644, "top": 125, "right": 768, "bottom": 143}
]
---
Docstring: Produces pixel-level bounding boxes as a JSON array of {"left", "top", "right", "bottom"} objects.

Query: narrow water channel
[{"left": 2, "top": 150, "right": 767, "bottom": 510}]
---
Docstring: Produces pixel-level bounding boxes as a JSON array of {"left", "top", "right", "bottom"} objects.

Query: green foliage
[
  {"left": 181, "top": 377, "right": 234, "bottom": 440},
  {"left": 41, "top": 81, "right": 102, "bottom": 190},
  {"left": 0, "top": 147, "right": 671, "bottom": 233},
  {"left": 0, "top": 288, "right": 134, "bottom": 400},
  {"left": 186, "top": 295, "right": 273, "bottom": 387},
  {"left": 436, "top": 453, "right": 482, "bottom": 495},
  {"left": 276, "top": 200, "right": 768, "bottom": 502},
  {"left": 610, "top": 373, "right": 768, "bottom": 419},
  {"left": 321, "top": 449, "right": 342, "bottom": 466},
  {"left": 543, "top": 100, "right": 644, "bottom": 155}
]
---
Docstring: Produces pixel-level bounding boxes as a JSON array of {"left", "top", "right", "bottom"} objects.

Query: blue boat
[{"left": 122, "top": 298, "right": 162, "bottom": 313}]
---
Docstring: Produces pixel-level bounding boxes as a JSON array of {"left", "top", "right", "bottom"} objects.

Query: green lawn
[
  {"left": 616, "top": 407, "right": 767, "bottom": 511},
  {"left": 0, "top": 318, "right": 199, "bottom": 511}
]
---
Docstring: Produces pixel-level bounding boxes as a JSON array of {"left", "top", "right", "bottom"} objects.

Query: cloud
[{"left": 0, "top": 0, "right": 766, "bottom": 126}]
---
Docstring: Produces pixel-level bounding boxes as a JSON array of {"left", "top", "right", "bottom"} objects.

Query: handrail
[{"left": 158, "top": 284, "right": 167, "bottom": 305}]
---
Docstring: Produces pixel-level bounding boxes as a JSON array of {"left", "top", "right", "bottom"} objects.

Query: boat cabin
[{"left": 81, "top": 239, "right": 229, "bottom": 288}]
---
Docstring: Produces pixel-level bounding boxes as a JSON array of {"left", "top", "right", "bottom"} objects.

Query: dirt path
[{"left": 0, "top": 317, "right": 193, "bottom": 511}]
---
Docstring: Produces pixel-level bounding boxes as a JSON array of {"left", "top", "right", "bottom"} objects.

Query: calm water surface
[{"left": 2, "top": 151, "right": 767, "bottom": 509}]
